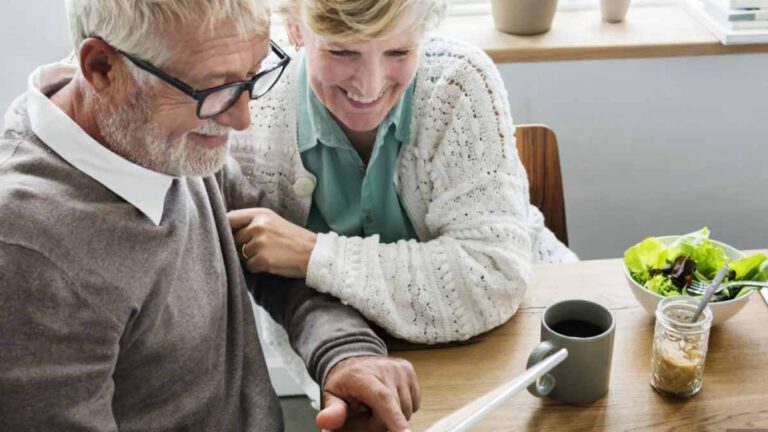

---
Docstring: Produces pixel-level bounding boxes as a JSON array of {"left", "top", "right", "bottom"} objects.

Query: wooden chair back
[{"left": 515, "top": 124, "right": 569, "bottom": 246}]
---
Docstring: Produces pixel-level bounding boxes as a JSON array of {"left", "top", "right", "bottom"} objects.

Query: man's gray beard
[{"left": 97, "top": 87, "right": 231, "bottom": 177}]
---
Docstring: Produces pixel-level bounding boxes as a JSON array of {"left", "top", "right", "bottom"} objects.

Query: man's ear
[
  {"left": 78, "top": 38, "right": 129, "bottom": 95},
  {"left": 285, "top": 21, "right": 304, "bottom": 48}
]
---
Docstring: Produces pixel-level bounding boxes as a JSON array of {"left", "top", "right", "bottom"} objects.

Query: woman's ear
[{"left": 285, "top": 21, "right": 304, "bottom": 49}]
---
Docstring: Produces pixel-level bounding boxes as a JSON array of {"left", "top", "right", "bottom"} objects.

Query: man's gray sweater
[{"left": 0, "top": 93, "right": 386, "bottom": 431}]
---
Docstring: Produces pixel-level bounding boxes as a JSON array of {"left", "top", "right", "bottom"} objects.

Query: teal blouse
[{"left": 297, "top": 58, "right": 417, "bottom": 243}]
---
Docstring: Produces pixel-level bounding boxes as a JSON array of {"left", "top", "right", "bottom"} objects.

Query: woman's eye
[
  {"left": 388, "top": 50, "right": 410, "bottom": 57},
  {"left": 329, "top": 50, "right": 355, "bottom": 58}
]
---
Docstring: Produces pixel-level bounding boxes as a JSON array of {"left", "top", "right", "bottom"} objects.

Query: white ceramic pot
[{"left": 491, "top": 0, "right": 559, "bottom": 35}]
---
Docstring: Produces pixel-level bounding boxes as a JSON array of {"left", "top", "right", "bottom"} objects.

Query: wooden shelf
[{"left": 436, "top": 4, "right": 768, "bottom": 63}]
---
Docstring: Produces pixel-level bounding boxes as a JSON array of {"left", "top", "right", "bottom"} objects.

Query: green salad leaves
[{"left": 624, "top": 227, "right": 768, "bottom": 301}]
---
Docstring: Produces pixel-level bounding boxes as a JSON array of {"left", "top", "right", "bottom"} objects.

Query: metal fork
[{"left": 687, "top": 279, "right": 768, "bottom": 296}]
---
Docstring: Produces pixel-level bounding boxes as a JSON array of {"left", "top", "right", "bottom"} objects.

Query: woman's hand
[{"left": 228, "top": 208, "right": 317, "bottom": 279}]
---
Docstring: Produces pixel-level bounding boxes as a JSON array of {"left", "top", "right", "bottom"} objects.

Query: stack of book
[{"left": 686, "top": 0, "right": 768, "bottom": 44}]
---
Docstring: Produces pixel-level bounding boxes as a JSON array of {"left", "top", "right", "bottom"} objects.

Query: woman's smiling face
[{"left": 301, "top": 27, "right": 421, "bottom": 133}]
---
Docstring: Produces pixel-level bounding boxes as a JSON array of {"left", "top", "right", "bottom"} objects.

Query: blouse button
[{"left": 293, "top": 177, "right": 316, "bottom": 198}]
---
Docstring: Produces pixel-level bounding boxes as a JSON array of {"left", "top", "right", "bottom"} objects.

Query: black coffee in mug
[{"left": 551, "top": 320, "right": 604, "bottom": 338}]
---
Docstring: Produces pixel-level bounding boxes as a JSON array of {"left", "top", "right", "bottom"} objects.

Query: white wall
[
  {"left": 2, "top": 2, "right": 767, "bottom": 259},
  {"left": 0, "top": 2, "right": 72, "bottom": 114},
  {"left": 499, "top": 56, "right": 768, "bottom": 258}
]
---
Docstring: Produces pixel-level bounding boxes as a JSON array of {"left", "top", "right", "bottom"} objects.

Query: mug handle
[{"left": 526, "top": 341, "right": 560, "bottom": 397}]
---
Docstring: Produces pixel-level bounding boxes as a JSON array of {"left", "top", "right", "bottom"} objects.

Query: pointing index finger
[{"left": 355, "top": 376, "right": 411, "bottom": 432}]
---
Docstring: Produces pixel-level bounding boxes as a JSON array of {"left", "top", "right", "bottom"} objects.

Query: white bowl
[{"left": 624, "top": 236, "right": 756, "bottom": 326}]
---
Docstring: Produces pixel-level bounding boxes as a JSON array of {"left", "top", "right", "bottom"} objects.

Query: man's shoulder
[
  {"left": 0, "top": 147, "right": 168, "bottom": 310},
  {"left": 0, "top": 132, "right": 128, "bottom": 259},
  {"left": 1, "top": 132, "right": 93, "bottom": 210}
]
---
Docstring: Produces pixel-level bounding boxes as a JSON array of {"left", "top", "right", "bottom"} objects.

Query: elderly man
[{"left": 0, "top": 1, "right": 419, "bottom": 431}]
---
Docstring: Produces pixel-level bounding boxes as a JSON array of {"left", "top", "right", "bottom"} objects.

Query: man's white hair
[{"left": 66, "top": 0, "right": 270, "bottom": 68}]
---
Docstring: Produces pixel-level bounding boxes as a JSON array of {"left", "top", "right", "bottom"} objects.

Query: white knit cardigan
[{"left": 231, "top": 36, "right": 577, "bottom": 396}]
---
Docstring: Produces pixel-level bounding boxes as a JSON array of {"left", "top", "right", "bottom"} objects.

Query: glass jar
[{"left": 650, "top": 296, "right": 713, "bottom": 398}]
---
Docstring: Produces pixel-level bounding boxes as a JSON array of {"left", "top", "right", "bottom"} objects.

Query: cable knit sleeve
[{"left": 305, "top": 38, "right": 537, "bottom": 343}]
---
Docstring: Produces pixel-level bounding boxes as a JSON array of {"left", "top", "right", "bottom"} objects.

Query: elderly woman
[{"left": 228, "top": 0, "right": 577, "bottom": 396}]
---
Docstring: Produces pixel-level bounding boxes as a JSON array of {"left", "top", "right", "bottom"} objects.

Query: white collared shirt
[{"left": 27, "top": 61, "right": 175, "bottom": 225}]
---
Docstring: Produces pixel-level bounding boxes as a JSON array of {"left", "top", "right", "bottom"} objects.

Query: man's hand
[
  {"left": 228, "top": 208, "right": 317, "bottom": 279},
  {"left": 316, "top": 356, "right": 420, "bottom": 432}
]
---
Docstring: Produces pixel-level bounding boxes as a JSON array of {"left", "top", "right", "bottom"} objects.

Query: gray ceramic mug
[{"left": 527, "top": 299, "right": 615, "bottom": 404}]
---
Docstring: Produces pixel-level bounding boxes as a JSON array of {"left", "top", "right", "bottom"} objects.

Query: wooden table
[{"left": 394, "top": 253, "right": 768, "bottom": 431}]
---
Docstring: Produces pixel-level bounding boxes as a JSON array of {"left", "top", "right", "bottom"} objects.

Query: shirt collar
[
  {"left": 27, "top": 60, "right": 175, "bottom": 225},
  {"left": 298, "top": 56, "right": 344, "bottom": 152},
  {"left": 297, "top": 56, "right": 415, "bottom": 154},
  {"left": 390, "top": 76, "right": 414, "bottom": 144}
]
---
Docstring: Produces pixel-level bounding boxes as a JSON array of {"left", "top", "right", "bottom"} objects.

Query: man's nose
[{"left": 214, "top": 92, "right": 251, "bottom": 131}]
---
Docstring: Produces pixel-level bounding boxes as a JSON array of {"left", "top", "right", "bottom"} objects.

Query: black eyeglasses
[{"left": 117, "top": 40, "right": 290, "bottom": 119}]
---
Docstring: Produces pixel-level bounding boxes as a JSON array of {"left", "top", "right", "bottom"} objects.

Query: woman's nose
[{"left": 352, "top": 60, "right": 386, "bottom": 97}]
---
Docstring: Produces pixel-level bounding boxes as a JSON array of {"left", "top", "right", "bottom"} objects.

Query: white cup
[{"left": 600, "top": 0, "right": 631, "bottom": 23}]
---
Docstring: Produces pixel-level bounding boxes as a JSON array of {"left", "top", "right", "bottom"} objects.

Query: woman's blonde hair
[{"left": 276, "top": 0, "right": 446, "bottom": 42}]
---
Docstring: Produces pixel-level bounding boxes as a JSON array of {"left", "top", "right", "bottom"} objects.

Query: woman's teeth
[{"left": 345, "top": 89, "right": 385, "bottom": 104}]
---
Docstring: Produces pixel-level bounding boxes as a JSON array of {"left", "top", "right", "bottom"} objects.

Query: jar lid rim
[{"left": 655, "top": 296, "right": 713, "bottom": 330}]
